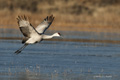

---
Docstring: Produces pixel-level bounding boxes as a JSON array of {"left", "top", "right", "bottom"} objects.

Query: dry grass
[{"left": 0, "top": 0, "right": 120, "bottom": 34}]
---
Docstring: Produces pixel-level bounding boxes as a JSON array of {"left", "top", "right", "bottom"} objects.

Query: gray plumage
[{"left": 15, "top": 15, "right": 61, "bottom": 54}]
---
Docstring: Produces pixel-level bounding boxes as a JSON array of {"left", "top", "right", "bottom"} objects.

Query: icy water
[{"left": 0, "top": 29, "right": 120, "bottom": 80}]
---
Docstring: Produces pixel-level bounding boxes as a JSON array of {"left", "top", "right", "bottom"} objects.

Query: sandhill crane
[{"left": 15, "top": 15, "right": 61, "bottom": 54}]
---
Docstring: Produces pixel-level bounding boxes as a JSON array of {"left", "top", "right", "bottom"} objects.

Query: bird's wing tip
[{"left": 47, "top": 14, "right": 55, "bottom": 22}]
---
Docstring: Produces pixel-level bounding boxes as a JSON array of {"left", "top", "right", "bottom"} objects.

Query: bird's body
[
  {"left": 15, "top": 15, "right": 61, "bottom": 54},
  {"left": 26, "top": 34, "right": 42, "bottom": 44}
]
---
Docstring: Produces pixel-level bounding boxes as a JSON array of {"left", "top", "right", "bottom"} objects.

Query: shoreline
[
  {"left": 0, "top": 24, "right": 120, "bottom": 34},
  {"left": 0, "top": 37, "right": 120, "bottom": 44}
]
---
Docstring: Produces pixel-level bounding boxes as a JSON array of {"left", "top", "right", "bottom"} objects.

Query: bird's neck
[
  {"left": 42, "top": 34, "right": 54, "bottom": 39},
  {"left": 42, "top": 33, "right": 60, "bottom": 39}
]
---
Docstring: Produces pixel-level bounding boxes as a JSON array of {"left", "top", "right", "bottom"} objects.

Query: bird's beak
[{"left": 60, "top": 36, "right": 64, "bottom": 39}]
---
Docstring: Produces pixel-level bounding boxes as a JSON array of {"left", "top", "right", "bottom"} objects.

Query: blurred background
[
  {"left": 0, "top": 0, "right": 120, "bottom": 80},
  {"left": 0, "top": 0, "right": 120, "bottom": 33}
]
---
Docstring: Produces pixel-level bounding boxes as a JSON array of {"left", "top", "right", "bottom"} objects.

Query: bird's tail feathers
[{"left": 22, "top": 37, "right": 29, "bottom": 44}]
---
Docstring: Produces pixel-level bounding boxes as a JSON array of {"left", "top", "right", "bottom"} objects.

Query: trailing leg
[{"left": 15, "top": 44, "right": 28, "bottom": 54}]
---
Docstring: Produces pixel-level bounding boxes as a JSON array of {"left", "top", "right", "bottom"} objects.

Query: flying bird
[{"left": 15, "top": 15, "right": 61, "bottom": 54}]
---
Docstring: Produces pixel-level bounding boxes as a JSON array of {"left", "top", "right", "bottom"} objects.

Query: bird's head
[{"left": 53, "top": 32, "right": 61, "bottom": 37}]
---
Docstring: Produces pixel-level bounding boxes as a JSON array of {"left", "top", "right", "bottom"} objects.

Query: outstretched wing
[
  {"left": 17, "top": 15, "right": 39, "bottom": 38},
  {"left": 36, "top": 15, "right": 54, "bottom": 34}
]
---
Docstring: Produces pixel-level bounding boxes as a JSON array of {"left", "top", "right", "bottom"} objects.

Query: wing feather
[
  {"left": 36, "top": 15, "right": 54, "bottom": 34},
  {"left": 17, "top": 15, "right": 39, "bottom": 38}
]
